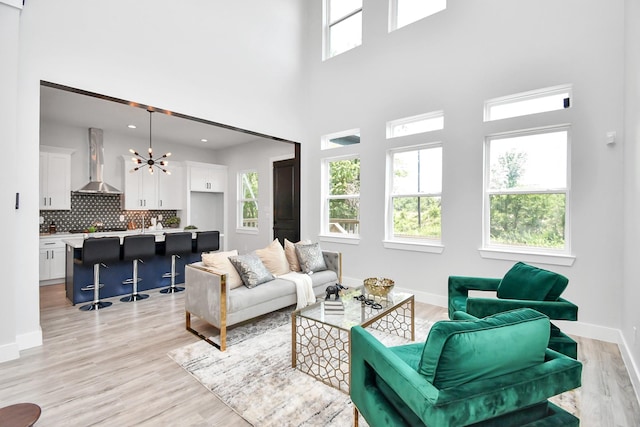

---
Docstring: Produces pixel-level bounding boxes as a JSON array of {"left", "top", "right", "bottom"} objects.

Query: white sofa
[{"left": 185, "top": 250, "right": 342, "bottom": 351}]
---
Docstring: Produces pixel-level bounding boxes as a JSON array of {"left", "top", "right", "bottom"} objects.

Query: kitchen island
[{"left": 63, "top": 229, "right": 220, "bottom": 305}]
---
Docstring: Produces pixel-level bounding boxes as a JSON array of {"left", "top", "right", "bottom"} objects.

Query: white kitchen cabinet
[
  {"left": 123, "top": 156, "right": 184, "bottom": 210},
  {"left": 157, "top": 164, "right": 183, "bottom": 210},
  {"left": 189, "top": 163, "right": 227, "bottom": 192},
  {"left": 39, "top": 238, "right": 66, "bottom": 281},
  {"left": 39, "top": 150, "right": 71, "bottom": 210}
]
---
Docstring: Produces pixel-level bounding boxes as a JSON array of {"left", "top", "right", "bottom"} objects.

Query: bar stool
[
  {"left": 160, "top": 232, "right": 193, "bottom": 294},
  {"left": 120, "top": 234, "right": 156, "bottom": 302},
  {"left": 79, "top": 236, "right": 121, "bottom": 311},
  {"left": 193, "top": 231, "right": 220, "bottom": 254}
]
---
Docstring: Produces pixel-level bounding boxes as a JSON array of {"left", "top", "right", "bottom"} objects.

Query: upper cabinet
[
  {"left": 122, "top": 156, "right": 184, "bottom": 210},
  {"left": 40, "top": 148, "right": 72, "bottom": 210},
  {"left": 189, "top": 162, "right": 227, "bottom": 193}
]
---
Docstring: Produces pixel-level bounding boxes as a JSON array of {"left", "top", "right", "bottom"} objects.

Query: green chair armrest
[
  {"left": 448, "top": 276, "right": 501, "bottom": 318},
  {"left": 467, "top": 297, "right": 578, "bottom": 321}
]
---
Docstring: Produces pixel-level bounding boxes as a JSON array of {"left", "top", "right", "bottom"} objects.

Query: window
[
  {"left": 322, "top": 129, "right": 361, "bottom": 150},
  {"left": 484, "top": 127, "right": 569, "bottom": 252},
  {"left": 484, "top": 85, "right": 572, "bottom": 121},
  {"left": 324, "top": 0, "right": 362, "bottom": 59},
  {"left": 387, "top": 144, "right": 442, "bottom": 243},
  {"left": 390, "top": 0, "right": 446, "bottom": 32},
  {"left": 323, "top": 156, "right": 360, "bottom": 236},
  {"left": 238, "top": 170, "right": 258, "bottom": 230},
  {"left": 387, "top": 111, "right": 444, "bottom": 138}
]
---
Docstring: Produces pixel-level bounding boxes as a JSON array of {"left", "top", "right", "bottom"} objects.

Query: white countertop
[{"left": 40, "top": 228, "right": 219, "bottom": 248}]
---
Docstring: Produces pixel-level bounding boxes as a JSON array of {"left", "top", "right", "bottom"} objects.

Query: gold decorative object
[{"left": 363, "top": 277, "right": 395, "bottom": 297}]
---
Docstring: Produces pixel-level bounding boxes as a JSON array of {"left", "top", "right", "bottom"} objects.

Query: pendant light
[{"left": 129, "top": 109, "right": 171, "bottom": 174}]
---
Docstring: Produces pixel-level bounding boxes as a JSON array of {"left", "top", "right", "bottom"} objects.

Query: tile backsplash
[{"left": 40, "top": 193, "right": 177, "bottom": 233}]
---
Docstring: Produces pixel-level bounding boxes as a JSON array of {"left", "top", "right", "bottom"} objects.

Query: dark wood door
[{"left": 273, "top": 154, "right": 300, "bottom": 245}]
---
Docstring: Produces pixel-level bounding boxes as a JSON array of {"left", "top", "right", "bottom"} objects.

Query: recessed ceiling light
[
  {"left": 201, "top": 139, "right": 208, "bottom": 143},
  {"left": 128, "top": 124, "right": 137, "bottom": 129}
]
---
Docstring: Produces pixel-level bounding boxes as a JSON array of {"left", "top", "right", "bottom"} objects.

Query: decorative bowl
[{"left": 363, "top": 277, "right": 395, "bottom": 297}]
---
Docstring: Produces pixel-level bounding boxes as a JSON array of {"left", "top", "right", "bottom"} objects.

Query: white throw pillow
[
  {"left": 201, "top": 250, "right": 243, "bottom": 289},
  {"left": 255, "top": 239, "right": 290, "bottom": 276}
]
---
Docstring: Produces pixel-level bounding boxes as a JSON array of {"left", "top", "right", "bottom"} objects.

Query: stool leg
[
  {"left": 160, "top": 254, "right": 185, "bottom": 293},
  {"left": 80, "top": 263, "right": 113, "bottom": 311},
  {"left": 121, "top": 259, "right": 149, "bottom": 302}
]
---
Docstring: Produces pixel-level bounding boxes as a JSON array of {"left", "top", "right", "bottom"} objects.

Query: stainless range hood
[{"left": 74, "top": 128, "right": 122, "bottom": 194}]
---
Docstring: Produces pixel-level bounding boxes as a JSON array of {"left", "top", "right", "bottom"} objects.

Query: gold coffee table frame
[{"left": 291, "top": 287, "right": 414, "bottom": 393}]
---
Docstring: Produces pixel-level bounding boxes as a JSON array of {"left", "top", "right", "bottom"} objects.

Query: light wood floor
[{"left": 0, "top": 284, "right": 638, "bottom": 426}]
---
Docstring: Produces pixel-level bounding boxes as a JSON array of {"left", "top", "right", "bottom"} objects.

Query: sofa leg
[
  {"left": 353, "top": 406, "right": 359, "bottom": 427},
  {"left": 185, "top": 310, "right": 227, "bottom": 351}
]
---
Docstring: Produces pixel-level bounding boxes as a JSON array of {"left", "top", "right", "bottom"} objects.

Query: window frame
[
  {"left": 389, "top": 0, "right": 447, "bottom": 32},
  {"left": 484, "top": 84, "right": 573, "bottom": 122},
  {"left": 321, "top": 154, "right": 361, "bottom": 240},
  {"left": 386, "top": 110, "right": 444, "bottom": 139},
  {"left": 384, "top": 142, "right": 444, "bottom": 252},
  {"left": 321, "top": 128, "right": 361, "bottom": 150},
  {"left": 323, "top": 0, "right": 363, "bottom": 60},
  {"left": 237, "top": 169, "right": 259, "bottom": 233},
  {"left": 482, "top": 125, "right": 572, "bottom": 257}
]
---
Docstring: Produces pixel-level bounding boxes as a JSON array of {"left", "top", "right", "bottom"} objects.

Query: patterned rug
[{"left": 168, "top": 309, "right": 580, "bottom": 426}]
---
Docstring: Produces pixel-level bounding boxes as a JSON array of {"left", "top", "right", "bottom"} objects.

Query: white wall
[
  {"left": 302, "top": 0, "right": 625, "bottom": 334},
  {"left": 215, "top": 139, "right": 295, "bottom": 252},
  {"left": 623, "top": 0, "right": 640, "bottom": 395},
  {"left": 0, "top": 1, "right": 23, "bottom": 362},
  {"left": 7, "top": 0, "right": 306, "bottom": 361}
]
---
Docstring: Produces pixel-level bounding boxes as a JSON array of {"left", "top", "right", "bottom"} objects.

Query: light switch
[{"left": 606, "top": 131, "right": 616, "bottom": 145}]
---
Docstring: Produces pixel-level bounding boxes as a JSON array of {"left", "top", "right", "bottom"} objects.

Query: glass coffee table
[{"left": 291, "top": 287, "right": 414, "bottom": 393}]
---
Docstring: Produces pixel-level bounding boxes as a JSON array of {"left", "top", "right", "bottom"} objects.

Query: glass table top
[{"left": 294, "top": 286, "right": 414, "bottom": 331}]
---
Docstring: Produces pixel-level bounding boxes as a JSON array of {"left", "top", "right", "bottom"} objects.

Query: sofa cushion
[
  {"left": 227, "top": 278, "right": 296, "bottom": 313},
  {"left": 201, "top": 250, "right": 243, "bottom": 289},
  {"left": 284, "top": 238, "right": 311, "bottom": 272},
  {"left": 229, "top": 253, "right": 275, "bottom": 289},
  {"left": 418, "top": 308, "right": 550, "bottom": 389},
  {"left": 308, "top": 269, "right": 338, "bottom": 288},
  {"left": 255, "top": 239, "right": 290, "bottom": 276},
  {"left": 295, "top": 242, "right": 327, "bottom": 274},
  {"left": 497, "top": 262, "right": 566, "bottom": 301}
]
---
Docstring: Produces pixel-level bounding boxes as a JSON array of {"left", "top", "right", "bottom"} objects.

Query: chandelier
[{"left": 129, "top": 109, "right": 171, "bottom": 174}]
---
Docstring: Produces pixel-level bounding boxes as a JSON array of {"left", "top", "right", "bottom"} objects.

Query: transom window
[
  {"left": 389, "top": 0, "right": 447, "bottom": 32},
  {"left": 387, "top": 111, "right": 444, "bottom": 138},
  {"left": 324, "top": 0, "right": 362, "bottom": 59},
  {"left": 322, "top": 156, "right": 360, "bottom": 236},
  {"left": 484, "top": 127, "right": 570, "bottom": 252},
  {"left": 387, "top": 144, "right": 442, "bottom": 242},
  {"left": 484, "top": 85, "right": 572, "bottom": 122},
  {"left": 322, "top": 129, "right": 361, "bottom": 150},
  {"left": 238, "top": 170, "right": 258, "bottom": 230}
]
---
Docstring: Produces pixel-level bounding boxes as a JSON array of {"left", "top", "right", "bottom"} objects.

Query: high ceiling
[{"left": 39, "top": 84, "right": 273, "bottom": 150}]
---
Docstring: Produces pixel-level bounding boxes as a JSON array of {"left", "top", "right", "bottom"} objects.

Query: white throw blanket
[{"left": 278, "top": 271, "right": 316, "bottom": 309}]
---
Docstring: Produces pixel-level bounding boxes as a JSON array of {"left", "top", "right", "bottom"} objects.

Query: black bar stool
[
  {"left": 79, "top": 236, "right": 121, "bottom": 311},
  {"left": 193, "top": 231, "right": 220, "bottom": 254},
  {"left": 120, "top": 234, "right": 156, "bottom": 302},
  {"left": 160, "top": 232, "right": 193, "bottom": 294}
]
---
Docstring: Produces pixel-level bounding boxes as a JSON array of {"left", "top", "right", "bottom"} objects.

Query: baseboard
[
  {"left": 618, "top": 332, "right": 640, "bottom": 407},
  {"left": 16, "top": 327, "right": 43, "bottom": 351},
  {"left": 0, "top": 342, "right": 20, "bottom": 363}
]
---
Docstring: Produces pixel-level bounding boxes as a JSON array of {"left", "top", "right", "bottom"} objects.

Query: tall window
[
  {"left": 390, "top": 0, "right": 446, "bottom": 32},
  {"left": 323, "top": 156, "right": 360, "bottom": 236},
  {"left": 484, "top": 127, "right": 569, "bottom": 251},
  {"left": 238, "top": 170, "right": 258, "bottom": 230},
  {"left": 388, "top": 144, "right": 442, "bottom": 242},
  {"left": 324, "top": 0, "right": 362, "bottom": 59}
]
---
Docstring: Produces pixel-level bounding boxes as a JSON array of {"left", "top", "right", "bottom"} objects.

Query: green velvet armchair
[
  {"left": 448, "top": 262, "right": 579, "bottom": 358},
  {"left": 350, "top": 308, "right": 582, "bottom": 427}
]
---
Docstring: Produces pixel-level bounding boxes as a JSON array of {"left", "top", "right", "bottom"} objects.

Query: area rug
[{"left": 168, "top": 312, "right": 580, "bottom": 426}]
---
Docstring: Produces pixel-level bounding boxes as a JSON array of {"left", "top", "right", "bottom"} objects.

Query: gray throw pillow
[
  {"left": 295, "top": 242, "right": 327, "bottom": 274},
  {"left": 228, "top": 252, "right": 275, "bottom": 288}
]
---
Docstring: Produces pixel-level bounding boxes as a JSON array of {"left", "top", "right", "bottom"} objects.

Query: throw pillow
[
  {"left": 497, "top": 262, "right": 563, "bottom": 301},
  {"left": 201, "top": 250, "right": 243, "bottom": 289},
  {"left": 228, "top": 252, "right": 275, "bottom": 288},
  {"left": 284, "top": 238, "right": 311, "bottom": 272},
  {"left": 295, "top": 242, "right": 327, "bottom": 274},
  {"left": 418, "top": 308, "right": 550, "bottom": 389},
  {"left": 255, "top": 239, "right": 290, "bottom": 276}
]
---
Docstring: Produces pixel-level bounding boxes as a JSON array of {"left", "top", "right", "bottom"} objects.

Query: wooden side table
[{"left": 0, "top": 403, "right": 41, "bottom": 427}]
